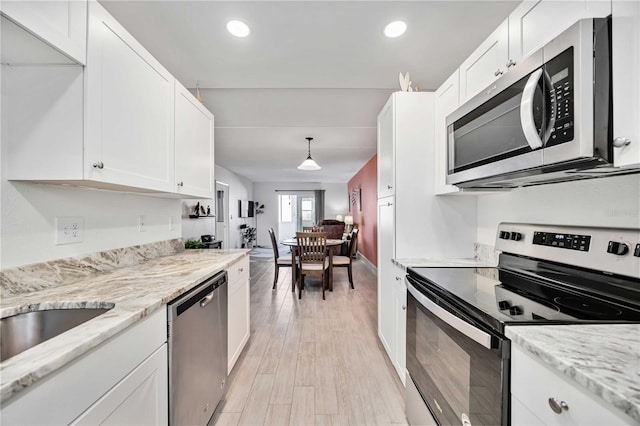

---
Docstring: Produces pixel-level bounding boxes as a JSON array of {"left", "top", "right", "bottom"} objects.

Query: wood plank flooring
[{"left": 213, "top": 257, "right": 407, "bottom": 426}]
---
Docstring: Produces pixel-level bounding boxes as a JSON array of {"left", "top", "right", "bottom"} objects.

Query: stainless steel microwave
[{"left": 446, "top": 17, "right": 630, "bottom": 189}]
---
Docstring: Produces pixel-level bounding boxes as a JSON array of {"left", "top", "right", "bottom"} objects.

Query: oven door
[{"left": 406, "top": 275, "right": 510, "bottom": 426}]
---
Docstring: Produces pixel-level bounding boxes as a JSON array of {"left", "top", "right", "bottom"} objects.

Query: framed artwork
[{"left": 350, "top": 188, "right": 361, "bottom": 211}]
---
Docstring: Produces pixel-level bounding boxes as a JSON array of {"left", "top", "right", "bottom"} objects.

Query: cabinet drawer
[
  {"left": 227, "top": 256, "right": 250, "bottom": 287},
  {"left": 511, "top": 345, "right": 634, "bottom": 426}
]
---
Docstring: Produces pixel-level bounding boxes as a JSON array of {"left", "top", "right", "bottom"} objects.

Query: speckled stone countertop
[
  {"left": 506, "top": 325, "right": 640, "bottom": 423},
  {"left": 0, "top": 246, "right": 249, "bottom": 403}
]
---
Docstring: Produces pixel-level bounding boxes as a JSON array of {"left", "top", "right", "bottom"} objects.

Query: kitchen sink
[{"left": 0, "top": 306, "right": 114, "bottom": 362}]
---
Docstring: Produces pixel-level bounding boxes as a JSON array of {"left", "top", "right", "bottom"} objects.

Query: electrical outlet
[
  {"left": 138, "top": 215, "right": 146, "bottom": 232},
  {"left": 56, "top": 217, "right": 84, "bottom": 245}
]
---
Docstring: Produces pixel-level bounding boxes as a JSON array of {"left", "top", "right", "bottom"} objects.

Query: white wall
[
  {"left": 253, "top": 181, "right": 348, "bottom": 247},
  {"left": 0, "top": 181, "right": 182, "bottom": 268},
  {"left": 477, "top": 174, "right": 640, "bottom": 247}
]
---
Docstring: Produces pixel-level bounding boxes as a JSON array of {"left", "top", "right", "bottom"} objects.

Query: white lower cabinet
[
  {"left": 0, "top": 309, "right": 167, "bottom": 425},
  {"left": 227, "top": 255, "right": 250, "bottom": 374},
  {"left": 393, "top": 265, "right": 407, "bottom": 385},
  {"left": 511, "top": 344, "right": 635, "bottom": 426},
  {"left": 72, "top": 345, "right": 168, "bottom": 425}
]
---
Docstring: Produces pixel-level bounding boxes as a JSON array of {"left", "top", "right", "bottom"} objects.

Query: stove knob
[
  {"left": 607, "top": 241, "right": 629, "bottom": 256},
  {"left": 509, "top": 306, "right": 523, "bottom": 315},
  {"left": 498, "top": 301, "right": 511, "bottom": 310},
  {"left": 501, "top": 231, "right": 511, "bottom": 240},
  {"left": 510, "top": 232, "right": 522, "bottom": 241},
  {"left": 634, "top": 244, "right": 640, "bottom": 258}
]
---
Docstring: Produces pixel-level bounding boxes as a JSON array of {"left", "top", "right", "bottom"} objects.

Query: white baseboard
[{"left": 356, "top": 253, "right": 377, "bottom": 275}]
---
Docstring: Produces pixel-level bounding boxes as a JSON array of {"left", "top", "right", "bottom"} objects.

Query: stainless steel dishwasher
[{"left": 168, "top": 271, "right": 228, "bottom": 425}]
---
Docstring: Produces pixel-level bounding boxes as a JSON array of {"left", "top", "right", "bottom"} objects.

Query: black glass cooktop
[{"left": 407, "top": 255, "right": 640, "bottom": 333}]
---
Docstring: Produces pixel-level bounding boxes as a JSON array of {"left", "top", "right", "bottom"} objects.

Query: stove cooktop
[{"left": 407, "top": 262, "right": 640, "bottom": 333}]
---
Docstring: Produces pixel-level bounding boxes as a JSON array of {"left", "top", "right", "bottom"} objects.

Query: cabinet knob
[
  {"left": 387, "top": 202, "right": 393, "bottom": 206},
  {"left": 494, "top": 69, "right": 504, "bottom": 77},
  {"left": 402, "top": 304, "right": 407, "bottom": 310},
  {"left": 239, "top": 267, "right": 244, "bottom": 272},
  {"left": 387, "top": 185, "right": 393, "bottom": 189},
  {"left": 548, "top": 397, "right": 569, "bottom": 414},
  {"left": 92, "top": 161, "right": 104, "bottom": 169},
  {"left": 613, "top": 137, "right": 631, "bottom": 148},
  {"left": 506, "top": 59, "right": 516, "bottom": 68},
  {"left": 177, "top": 181, "right": 184, "bottom": 187},
  {"left": 395, "top": 276, "right": 402, "bottom": 281}
]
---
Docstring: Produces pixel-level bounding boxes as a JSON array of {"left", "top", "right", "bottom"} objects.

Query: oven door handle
[
  {"left": 520, "top": 68, "right": 544, "bottom": 150},
  {"left": 407, "top": 281, "right": 493, "bottom": 349}
]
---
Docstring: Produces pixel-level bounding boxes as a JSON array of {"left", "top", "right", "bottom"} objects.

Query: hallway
[{"left": 214, "top": 257, "right": 407, "bottom": 425}]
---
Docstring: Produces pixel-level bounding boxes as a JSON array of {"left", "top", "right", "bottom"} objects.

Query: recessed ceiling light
[
  {"left": 227, "top": 20, "right": 250, "bottom": 37},
  {"left": 384, "top": 21, "right": 407, "bottom": 38}
]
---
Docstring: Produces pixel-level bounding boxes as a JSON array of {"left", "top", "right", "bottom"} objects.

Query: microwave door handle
[
  {"left": 407, "top": 282, "right": 493, "bottom": 349},
  {"left": 520, "top": 68, "right": 544, "bottom": 150}
]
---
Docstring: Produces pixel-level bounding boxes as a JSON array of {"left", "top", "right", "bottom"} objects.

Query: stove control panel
[
  {"left": 533, "top": 232, "right": 591, "bottom": 251},
  {"left": 495, "top": 223, "right": 640, "bottom": 279}
]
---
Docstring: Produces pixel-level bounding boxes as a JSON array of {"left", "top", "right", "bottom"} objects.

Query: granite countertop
[
  {"left": 393, "top": 257, "right": 497, "bottom": 270},
  {"left": 506, "top": 324, "right": 640, "bottom": 423},
  {"left": 0, "top": 247, "right": 249, "bottom": 403}
]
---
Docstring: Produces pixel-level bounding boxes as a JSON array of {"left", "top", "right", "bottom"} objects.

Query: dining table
[{"left": 281, "top": 238, "right": 344, "bottom": 293}]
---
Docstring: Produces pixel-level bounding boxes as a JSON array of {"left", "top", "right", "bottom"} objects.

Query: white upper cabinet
[
  {"left": 508, "top": 0, "right": 611, "bottom": 66},
  {"left": 0, "top": 0, "right": 87, "bottom": 64},
  {"left": 459, "top": 19, "right": 509, "bottom": 103},
  {"left": 175, "top": 81, "right": 215, "bottom": 198},
  {"left": 85, "top": 1, "right": 175, "bottom": 192},
  {"left": 377, "top": 96, "right": 395, "bottom": 198},
  {"left": 612, "top": 0, "right": 640, "bottom": 168},
  {"left": 434, "top": 70, "right": 460, "bottom": 195}
]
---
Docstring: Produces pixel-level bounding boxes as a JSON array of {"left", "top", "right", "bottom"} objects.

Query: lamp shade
[
  {"left": 344, "top": 215, "right": 354, "bottom": 225},
  {"left": 336, "top": 214, "right": 343, "bottom": 222},
  {"left": 298, "top": 137, "right": 321, "bottom": 170}
]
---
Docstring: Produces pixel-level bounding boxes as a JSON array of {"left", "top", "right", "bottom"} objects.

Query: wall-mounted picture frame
[{"left": 351, "top": 188, "right": 361, "bottom": 211}]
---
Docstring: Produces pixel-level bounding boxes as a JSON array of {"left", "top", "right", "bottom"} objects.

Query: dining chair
[
  {"left": 268, "top": 228, "right": 293, "bottom": 290},
  {"left": 332, "top": 228, "right": 359, "bottom": 289},
  {"left": 295, "top": 232, "right": 329, "bottom": 300}
]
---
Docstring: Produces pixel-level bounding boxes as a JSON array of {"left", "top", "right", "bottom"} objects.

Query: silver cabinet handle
[
  {"left": 387, "top": 202, "right": 393, "bottom": 206},
  {"left": 177, "top": 181, "right": 184, "bottom": 187},
  {"left": 506, "top": 59, "right": 516, "bottom": 68},
  {"left": 402, "top": 305, "right": 406, "bottom": 310},
  {"left": 387, "top": 185, "right": 393, "bottom": 189},
  {"left": 92, "top": 161, "right": 104, "bottom": 169},
  {"left": 238, "top": 267, "right": 244, "bottom": 272},
  {"left": 548, "top": 398, "right": 569, "bottom": 414},
  {"left": 613, "top": 137, "right": 632, "bottom": 148},
  {"left": 199, "top": 291, "right": 215, "bottom": 308},
  {"left": 494, "top": 69, "right": 504, "bottom": 77},
  {"left": 395, "top": 276, "right": 402, "bottom": 281}
]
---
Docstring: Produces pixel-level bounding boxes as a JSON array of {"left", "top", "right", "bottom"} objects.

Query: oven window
[{"left": 407, "top": 291, "right": 505, "bottom": 426}]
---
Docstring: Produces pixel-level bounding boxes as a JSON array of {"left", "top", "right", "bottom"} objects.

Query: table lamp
[{"left": 344, "top": 215, "right": 354, "bottom": 233}]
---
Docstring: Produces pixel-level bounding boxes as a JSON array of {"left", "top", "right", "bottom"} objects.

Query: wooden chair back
[
  {"left": 296, "top": 232, "right": 327, "bottom": 266},
  {"left": 348, "top": 228, "right": 359, "bottom": 258},
  {"left": 268, "top": 227, "right": 279, "bottom": 258}
]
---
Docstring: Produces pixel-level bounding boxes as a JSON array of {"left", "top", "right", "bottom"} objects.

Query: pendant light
[{"left": 298, "top": 137, "right": 321, "bottom": 170}]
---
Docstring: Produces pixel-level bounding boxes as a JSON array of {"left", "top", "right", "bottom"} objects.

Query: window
[{"left": 279, "top": 195, "right": 294, "bottom": 223}]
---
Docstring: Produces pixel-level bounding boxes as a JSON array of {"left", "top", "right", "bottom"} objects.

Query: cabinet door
[
  {"left": 377, "top": 197, "right": 396, "bottom": 364},
  {"left": 175, "top": 81, "right": 215, "bottom": 198},
  {"left": 85, "top": 1, "right": 175, "bottom": 192},
  {"left": 228, "top": 258, "right": 250, "bottom": 373},
  {"left": 72, "top": 344, "right": 168, "bottom": 425},
  {"left": 377, "top": 96, "right": 395, "bottom": 198},
  {"left": 0, "top": 0, "right": 87, "bottom": 64},
  {"left": 434, "top": 70, "right": 460, "bottom": 195},
  {"left": 612, "top": 0, "right": 640, "bottom": 168},
  {"left": 508, "top": 1, "right": 610, "bottom": 67},
  {"left": 394, "top": 265, "right": 407, "bottom": 385},
  {"left": 459, "top": 19, "right": 509, "bottom": 103}
]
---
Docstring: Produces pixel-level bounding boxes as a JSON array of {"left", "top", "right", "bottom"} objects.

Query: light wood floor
[{"left": 213, "top": 257, "right": 408, "bottom": 426}]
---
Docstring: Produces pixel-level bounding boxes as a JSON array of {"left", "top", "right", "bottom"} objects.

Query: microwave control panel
[{"left": 546, "top": 47, "right": 574, "bottom": 147}]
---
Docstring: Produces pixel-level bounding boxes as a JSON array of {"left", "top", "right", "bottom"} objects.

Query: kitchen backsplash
[
  {"left": 0, "top": 239, "right": 184, "bottom": 297},
  {"left": 474, "top": 242, "right": 499, "bottom": 264}
]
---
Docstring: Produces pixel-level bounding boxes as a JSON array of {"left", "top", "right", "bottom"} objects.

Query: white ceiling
[{"left": 100, "top": 0, "right": 519, "bottom": 183}]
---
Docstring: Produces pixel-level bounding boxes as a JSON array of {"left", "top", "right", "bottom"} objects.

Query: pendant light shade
[{"left": 298, "top": 137, "right": 321, "bottom": 170}]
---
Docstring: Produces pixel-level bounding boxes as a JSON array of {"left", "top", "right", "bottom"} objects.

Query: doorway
[
  {"left": 277, "top": 193, "right": 317, "bottom": 241},
  {"left": 215, "top": 181, "right": 230, "bottom": 249}
]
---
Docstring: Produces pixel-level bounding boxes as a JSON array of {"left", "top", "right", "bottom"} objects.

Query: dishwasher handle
[{"left": 200, "top": 291, "right": 215, "bottom": 308}]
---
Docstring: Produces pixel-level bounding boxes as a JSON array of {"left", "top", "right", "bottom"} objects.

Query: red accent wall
[{"left": 347, "top": 154, "right": 378, "bottom": 267}]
